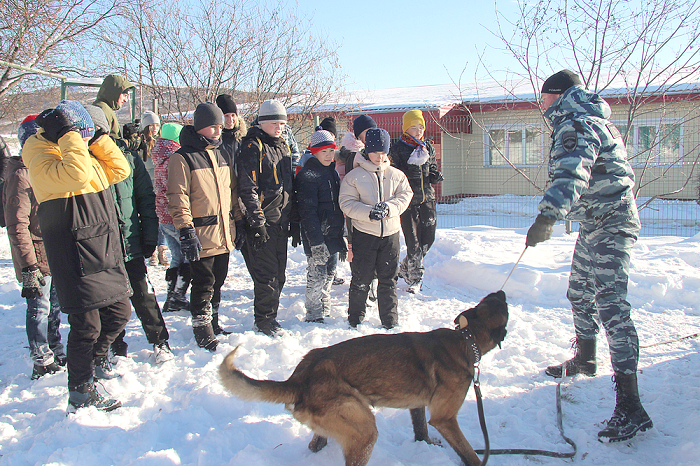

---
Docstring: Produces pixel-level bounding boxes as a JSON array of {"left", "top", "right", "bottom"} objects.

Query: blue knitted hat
[
  {"left": 56, "top": 100, "right": 95, "bottom": 140},
  {"left": 364, "top": 128, "right": 391, "bottom": 154}
]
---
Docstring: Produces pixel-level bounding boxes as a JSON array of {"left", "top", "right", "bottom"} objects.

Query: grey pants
[{"left": 305, "top": 252, "right": 338, "bottom": 320}]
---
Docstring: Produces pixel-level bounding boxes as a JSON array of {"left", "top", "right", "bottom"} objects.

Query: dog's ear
[
  {"left": 454, "top": 308, "right": 477, "bottom": 326},
  {"left": 457, "top": 315, "right": 468, "bottom": 329}
]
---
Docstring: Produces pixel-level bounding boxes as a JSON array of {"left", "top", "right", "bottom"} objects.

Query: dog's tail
[{"left": 219, "top": 347, "right": 299, "bottom": 405}]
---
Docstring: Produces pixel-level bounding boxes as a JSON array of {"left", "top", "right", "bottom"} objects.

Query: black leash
[{"left": 472, "top": 366, "right": 577, "bottom": 465}]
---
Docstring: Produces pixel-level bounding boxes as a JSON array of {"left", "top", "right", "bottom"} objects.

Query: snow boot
[
  {"left": 94, "top": 356, "right": 120, "bottom": 380},
  {"left": 163, "top": 265, "right": 190, "bottom": 312},
  {"left": 598, "top": 372, "right": 653, "bottom": 443},
  {"left": 31, "top": 361, "right": 63, "bottom": 380},
  {"left": 153, "top": 341, "right": 175, "bottom": 364},
  {"left": 193, "top": 324, "right": 219, "bottom": 351},
  {"left": 211, "top": 304, "right": 231, "bottom": 335},
  {"left": 68, "top": 380, "right": 121, "bottom": 413},
  {"left": 111, "top": 332, "right": 128, "bottom": 357},
  {"left": 545, "top": 338, "right": 596, "bottom": 378}
]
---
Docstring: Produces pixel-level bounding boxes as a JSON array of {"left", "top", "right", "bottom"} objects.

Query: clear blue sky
[{"left": 295, "top": 0, "right": 516, "bottom": 90}]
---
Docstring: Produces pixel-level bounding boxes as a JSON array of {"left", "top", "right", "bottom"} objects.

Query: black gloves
[
  {"left": 526, "top": 214, "right": 556, "bottom": 247},
  {"left": 142, "top": 243, "right": 157, "bottom": 260},
  {"left": 179, "top": 226, "right": 203, "bottom": 262},
  {"left": 21, "top": 264, "right": 46, "bottom": 299},
  {"left": 89, "top": 127, "right": 108, "bottom": 147},
  {"left": 234, "top": 220, "right": 246, "bottom": 250},
  {"left": 369, "top": 202, "right": 389, "bottom": 221},
  {"left": 429, "top": 167, "right": 444, "bottom": 184},
  {"left": 250, "top": 224, "right": 269, "bottom": 251},
  {"left": 289, "top": 221, "right": 302, "bottom": 248},
  {"left": 35, "top": 108, "right": 78, "bottom": 144},
  {"left": 310, "top": 243, "right": 330, "bottom": 266},
  {"left": 123, "top": 121, "right": 140, "bottom": 140}
]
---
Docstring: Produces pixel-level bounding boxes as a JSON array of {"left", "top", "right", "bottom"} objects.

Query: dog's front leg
[
  {"left": 308, "top": 434, "right": 328, "bottom": 452},
  {"left": 429, "top": 416, "right": 481, "bottom": 466}
]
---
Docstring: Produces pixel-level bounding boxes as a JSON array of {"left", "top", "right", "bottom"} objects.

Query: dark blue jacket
[{"left": 294, "top": 156, "right": 346, "bottom": 256}]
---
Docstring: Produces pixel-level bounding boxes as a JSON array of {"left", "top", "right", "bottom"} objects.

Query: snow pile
[{"left": 0, "top": 225, "right": 698, "bottom": 465}]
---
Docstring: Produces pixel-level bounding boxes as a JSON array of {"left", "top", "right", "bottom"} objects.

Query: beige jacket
[{"left": 339, "top": 154, "right": 412, "bottom": 237}]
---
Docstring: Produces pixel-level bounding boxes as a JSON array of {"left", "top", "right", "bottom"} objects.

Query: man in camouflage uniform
[{"left": 526, "top": 70, "right": 652, "bottom": 443}]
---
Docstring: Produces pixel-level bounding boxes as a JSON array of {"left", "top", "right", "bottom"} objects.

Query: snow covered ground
[{"left": 0, "top": 222, "right": 699, "bottom": 466}]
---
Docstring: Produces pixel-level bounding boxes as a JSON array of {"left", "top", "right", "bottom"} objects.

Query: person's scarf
[{"left": 401, "top": 133, "right": 429, "bottom": 166}]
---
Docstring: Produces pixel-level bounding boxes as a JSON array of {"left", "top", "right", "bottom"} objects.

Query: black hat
[
  {"left": 216, "top": 94, "right": 238, "bottom": 115},
  {"left": 364, "top": 128, "right": 391, "bottom": 154},
  {"left": 319, "top": 116, "right": 337, "bottom": 137},
  {"left": 194, "top": 102, "right": 224, "bottom": 131},
  {"left": 541, "top": 69, "right": 582, "bottom": 94},
  {"left": 353, "top": 114, "right": 377, "bottom": 138}
]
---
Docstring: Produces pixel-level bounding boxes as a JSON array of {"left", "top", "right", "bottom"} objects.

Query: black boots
[
  {"left": 598, "top": 372, "right": 653, "bottom": 442},
  {"left": 545, "top": 338, "right": 597, "bottom": 378},
  {"left": 193, "top": 324, "right": 218, "bottom": 351},
  {"left": 68, "top": 380, "right": 121, "bottom": 413},
  {"left": 163, "top": 264, "right": 190, "bottom": 312},
  {"left": 211, "top": 303, "right": 231, "bottom": 335}
]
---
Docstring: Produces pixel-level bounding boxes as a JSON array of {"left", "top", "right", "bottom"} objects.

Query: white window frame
[
  {"left": 482, "top": 123, "right": 544, "bottom": 167},
  {"left": 613, "top": 118, "right": 684, "bottom": 166}
]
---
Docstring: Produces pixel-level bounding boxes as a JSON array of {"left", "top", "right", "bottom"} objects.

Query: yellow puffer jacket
[
  {"left": 22, "top": 131, "right": 130, "bottom": 203},
  {"left": 21, "top": 130, "right": 132, "bottom": 314}
]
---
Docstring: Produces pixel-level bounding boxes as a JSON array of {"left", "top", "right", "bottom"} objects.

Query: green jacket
[
  {"left": 111, "top": 150, "right": 159, "bottom": 262},
  {"left": 93, "top": 75, "right": 135, "bottom": 141}
]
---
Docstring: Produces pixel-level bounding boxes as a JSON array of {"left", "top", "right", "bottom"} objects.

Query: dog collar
[{"left": 458, "top": 326, "right": 482, "bottom": 366}]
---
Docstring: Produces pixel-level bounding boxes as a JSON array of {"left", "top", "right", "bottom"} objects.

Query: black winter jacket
[
  {"left": 294, "top": 157, "right": 347, "bottom": 256},
  {"left": 236, "top": 126, "right": 293, "bottom": 228},
  {"left": 389, "top": 139, "right": 439, "bottom": 206}
]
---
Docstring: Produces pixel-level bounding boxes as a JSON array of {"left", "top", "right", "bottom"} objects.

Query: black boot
[
  {"left": 545, "top": 338, "right": 596, "bottom": 378},
  {"left": 163, "top": 264, "right": 190, "bottom": 312},
  {"left": 211, "top": 304, "right": 231, "bottom": 335},
  {"left": 598, "top": 372, "right": 653, "bottom": 443},
  {"left": 193, "top": 324, "right": 218, "bottom": 351},
  {"left": 68, "top": 380, "right": 121, "bottom": 413}
]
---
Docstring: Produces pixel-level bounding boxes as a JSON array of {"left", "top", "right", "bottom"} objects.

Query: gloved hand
[
  {"left": 142, "top": 243, "right": 157, "bottom": 260},
  {"left": 179, "top": 226, "right": 203, "bottom": 262},
  {"left": 21, "top": 264, "right": 46, "bottom": 299},
  {"left": 35, "top": 108, "right": 78, "bottom": 144},
  {"left": 289, "top": 221, "right": 302, "bottom": 248},
  {"left": 429, "top": 167, "right": 444, "bottom": 183},
  {"left": 250, "top": 224, "right": 269, "bottom": 251},
  {"left": 310, "top": 243, "right": 330, "bottom": 266},
  {"left": 526, "top": 214, "right": 556, "bottom": 247},
  {"left": 369, "top": 202, "right": 389, "bottom": 221},
  {"left": 88, "top": 127, "right": 108, "bottom": 147},
  {"left": 123, "top": 121, "right": 140, "bottom": 141},
  {"left": 234, "top": 220, "right": 246, "bottom": 250}
]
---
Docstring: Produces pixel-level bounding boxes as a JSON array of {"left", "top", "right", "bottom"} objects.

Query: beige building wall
[{"left": 440, "top": 100, "right": 700, "bottom": 200}]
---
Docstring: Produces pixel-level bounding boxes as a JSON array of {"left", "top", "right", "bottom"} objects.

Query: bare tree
[
  {"left": 0, "top": 0, "right": 117, "bottom": 107},
  {"left": 97, "top": 0, "right": 343, "bottom": 122},
  {"left": 479, "top": 0, "right": 700, "bottom": 200}
]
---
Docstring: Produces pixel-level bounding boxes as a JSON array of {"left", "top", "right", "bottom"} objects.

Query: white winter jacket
[{"left": 339, "top": 154, "right": 412, "bottom": 238}]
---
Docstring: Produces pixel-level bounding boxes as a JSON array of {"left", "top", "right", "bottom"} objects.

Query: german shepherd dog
[{"left": 219, "top": 290, "right": 508, "bottom": 466}]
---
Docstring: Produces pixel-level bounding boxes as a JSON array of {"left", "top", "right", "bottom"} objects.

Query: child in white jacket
[{"left": 339, "top": 128, "right": 412, "bottom": 328}]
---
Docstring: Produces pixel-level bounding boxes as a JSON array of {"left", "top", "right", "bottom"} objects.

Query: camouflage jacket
[{"left": 539, "top": 85, "right": 638, "bottom": 224}]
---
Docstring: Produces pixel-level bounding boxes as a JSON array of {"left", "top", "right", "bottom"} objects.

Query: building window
[
  {"left": 616, "top": 119, "right": 683, "bottom": 166},
  {"left": 483, "top": 124, "right": 544, "bottom": 166}
]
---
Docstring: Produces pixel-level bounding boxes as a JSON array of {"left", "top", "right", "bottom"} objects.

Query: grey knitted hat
[{"left": 258, "top": 100, "right": 287, "bottom": 123}]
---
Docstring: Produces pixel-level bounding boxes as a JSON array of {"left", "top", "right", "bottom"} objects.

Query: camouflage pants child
[
  {"left": 567, "top": 218, "right": 641, "bottom": 374},
  {"left": 305, "top": 252, "right": 338, "bottom": 321}
]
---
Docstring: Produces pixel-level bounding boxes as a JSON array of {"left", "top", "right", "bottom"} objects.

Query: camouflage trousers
[{"left": 567, "top": 219, "right": 640, "bottom": 374}]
